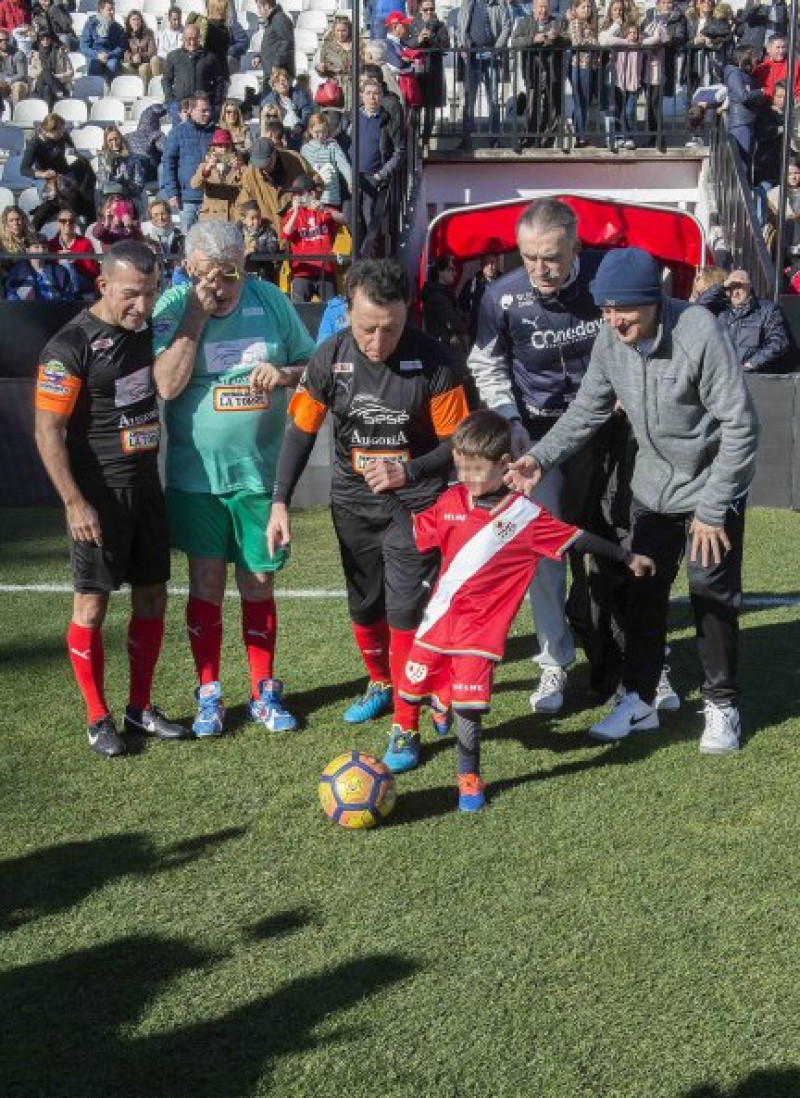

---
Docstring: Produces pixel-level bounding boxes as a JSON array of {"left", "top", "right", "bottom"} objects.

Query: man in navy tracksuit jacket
[{"left": 467, "top": 197, "right": 604, "bottom": 711}]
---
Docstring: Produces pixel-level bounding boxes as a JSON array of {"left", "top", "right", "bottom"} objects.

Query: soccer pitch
[{"left": 2, "top": 505, "right": 800, "bottom": 1098}]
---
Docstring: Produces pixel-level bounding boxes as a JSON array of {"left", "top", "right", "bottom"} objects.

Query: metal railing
[
  {"left": 415, "top": 42, "right": 724, "bottom": 150},
  {"left": 708, "top": 117, "right": 776, "bottom": 298}
]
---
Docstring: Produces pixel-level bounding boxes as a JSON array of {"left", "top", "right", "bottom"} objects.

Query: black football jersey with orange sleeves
[
  {"left": 37, "top": 310, "right": 160, "bottom": 488},
  {"left": 291, "top": 326, "right": 467, "bottom": 515}
]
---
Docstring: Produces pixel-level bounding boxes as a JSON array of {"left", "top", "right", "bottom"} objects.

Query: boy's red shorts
[{"left": 398, "top": 642, "right": 495, "bottom": 711}]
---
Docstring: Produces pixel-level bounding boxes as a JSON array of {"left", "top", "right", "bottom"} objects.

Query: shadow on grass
[
  {"left": 246, "top": 906, "right": 313, "bottom": 942},
  {"left": 0, "top": 935, "right": 417, "bottom": 1098},
  {"left": 681, "top": 1068, "right": 800, "bottom": 1098},
  {"left": 387, "top": 730, "right": 694, "bottom": 826},
  {"left": 0, "top": 827, "right": 246, "bottom": 931}
]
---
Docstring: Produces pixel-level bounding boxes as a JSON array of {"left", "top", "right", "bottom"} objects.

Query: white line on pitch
[
  {"left": 0, "top": 584, "right": 347, "bottom": 598},
  {"left": 0, "top": 584, "right": 798, "bottom": 608}
]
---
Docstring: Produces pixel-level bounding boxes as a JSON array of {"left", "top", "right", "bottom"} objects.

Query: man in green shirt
[{"left": 153, "top": 219, "right": 315, "bottom": 738}]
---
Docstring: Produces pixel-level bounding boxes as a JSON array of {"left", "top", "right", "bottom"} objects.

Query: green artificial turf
[{"left": 1, "top": 506, "right": 800, "bottom": 1098}]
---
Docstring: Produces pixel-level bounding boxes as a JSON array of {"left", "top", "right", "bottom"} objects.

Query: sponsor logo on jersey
[
  {"left": 453, "top": 682, "right": 485, "bottom": 692},
  {"left": 443, "top": 513, "right": 467, "bottom": 522},
  {"left": 204, "top": 338, "right": 268, "bottom": 375},
  {"left": 404, "top": 661, "right": 428, "bottom": 684},
  {"left": 153, "top": 318, "right": 173, "bottom": 335},
  {"left": 351, "top": 394, "right": 410, "bottom": 426},
  {"left": 37, "top": 360, "right": 70, "bottom": 395},
  {"left": 121, "top": 424, "right": 160, "bottom": 453},
  {"left": 351, "top": 448, "right": 410, "bottom": 474},
  {"left": 332, "top": 361, "right": 354, "bottom": 374},
  {"left": 242, "top": 307, "right": 264, "bottom": 317},
  {"left": 398, "top": 359, "right": 423, "bottom": 372},
  {"left": 213, "top": 385, "right": 271, "bottom": 412},
  {"left": 352, "top": 429, "right": 408, "bottom": 446},
  {"left": 500, "top": 294, "right": 514, "bottom": 310},
  {"left": 529, "top": 318, "right": 602, "bottom": 352},
  {"left": 115, "top": 365, "right": 154, "bottom": 408},
  {"left": 493, "top": 518, "right": 518, "bottom": 542},
  {"left": 119, "top": 408, "right": 159, "bottom": 428},
  {"left": 91, "top": 337, "right": 115, "bottom": 351}
]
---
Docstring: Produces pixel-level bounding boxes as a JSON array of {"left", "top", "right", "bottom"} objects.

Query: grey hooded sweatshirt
[{"left": 530, "top": 297, "right": 760, "bottom": 527}]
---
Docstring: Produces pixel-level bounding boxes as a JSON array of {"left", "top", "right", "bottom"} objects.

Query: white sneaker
[
  {"left": 590, "top": 691, "right": 659, "bottom": 741},
  {"left": 530, "top": 666, "right": 567, "bottom": 713},
  {"left": 655, "top": 665, "right": 681, "bottom": 711},
  {"left": 699, "top": 702, "right": 741, "bottom": 755}
]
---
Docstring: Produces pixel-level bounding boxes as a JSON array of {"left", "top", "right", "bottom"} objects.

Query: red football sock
[
  {"left": 186, "top": 597, "right": 222, "bottom": 685},
  {"left": 351, "top": 620, "right": 391, "bottom": 682},
  {"left": 67, "top": 622, "right": 109, "bottom": 724},
  {"left": 242, "top": 597, "right": 277, "bottom": 698},
  {"left": 127, "top": 616, "right": 164, "bottom": 711},
  {"left": 389, "top": 627, "right": 418, "bottom": 732}
]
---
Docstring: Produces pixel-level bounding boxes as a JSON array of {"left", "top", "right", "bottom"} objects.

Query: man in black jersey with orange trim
[
  {"left": 34, "top": 241, "right": 188, "bottom": 758},
  {"left": 267, "top": 258, "right": 470, "bottom": 771}
]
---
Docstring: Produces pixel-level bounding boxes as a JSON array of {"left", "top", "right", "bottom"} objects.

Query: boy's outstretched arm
[{"left": 571, "top": 530, "right": 656, "bottom": 577}]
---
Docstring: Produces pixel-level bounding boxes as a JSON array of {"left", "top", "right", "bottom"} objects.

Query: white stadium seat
[
  {"left": 295, "top": 10, "right": 329, "bottom": 34},
  {"left": 142, "top": 12, "right": 159, "bottom": 32},
  {"left": 144, "top": 0, "right": 172, "bottom": 18},
  {"left": 294, "top": 28, "right": 321, "bottom": 55},
  {"left": 70, "top": 124, "right": 106, "bottom": 154},
  {"left": 110, "top": 74, "right": 146, "bottom": 104},
  {"left": 69, "top": 50, "right": 87, "bottom": 75},
  {"left": 12, "top": 98, "right": 49, "bottom": 129},
  {"left": 147, "top": 74, "right": 165, "bottom": 99},
  {"left": 131, "top": 96, "right": 163, "bottom": 121},
  {"left": 17, "top": 186, "right": 40, "bottom": 214},
  {"left": 89, "top": 97, "right": 126, "bottom": 125},
  {"left": 228, "top": 71, "right": 261, "bottom": 99},
  {"left": 53, "top": 98, "right": 89, "bottom": 127},
  {"left": 249, "top": 27, "right": 262, "bottom": 52},
  {"left": 294, "top": 49, "right": 309, "bottom": 74},
  {"left": 0, "top": 184, "right": 15, "bottom": 210},
  {"left": 71, "top": 12, "right": 88, "bottom": 32},
  {"left": 302, "top": 0, "right": 338, "bottom": 10}
]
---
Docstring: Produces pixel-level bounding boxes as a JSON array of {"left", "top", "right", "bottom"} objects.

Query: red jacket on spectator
[
  {"left": 752, "top": 57, "right": 800, "bottom": 101},
  {"left": 0, "top": 0, "right": 29, "bottom": 32},
  {"left": 47, "top": 235, "right": 100, "bottom": 290}
]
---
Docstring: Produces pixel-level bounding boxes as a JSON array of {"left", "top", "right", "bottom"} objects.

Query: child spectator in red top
[
  {"left": 280, "top": 171, "right": 345, "bottom": 303},
  {"left": 384, "top": 410, "right": 656, "bottom": 811}
]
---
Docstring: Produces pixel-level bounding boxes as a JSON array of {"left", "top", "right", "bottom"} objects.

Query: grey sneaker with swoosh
[{"left": 589, "top": 691, "right": 659, "bottom": 741}]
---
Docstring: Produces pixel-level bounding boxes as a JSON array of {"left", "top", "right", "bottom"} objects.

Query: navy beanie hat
[{"left": 590, "top": 247, "right": 663, "bottom": 307}]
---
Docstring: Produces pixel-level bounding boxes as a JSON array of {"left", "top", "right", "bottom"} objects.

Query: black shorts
[
  {"left": 331, "top": 503, "right": 440, "bottom": 631},
  {"left": 69, "top": 479, "right": 171, "bottom": 594}
]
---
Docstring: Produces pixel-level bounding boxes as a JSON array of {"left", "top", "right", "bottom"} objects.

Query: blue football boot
[
  {"left": 383, "top": 724, "right": 421, "bottom": 773},
  {"left": 343, "top": 680, "right": 392, "bottom": 724},
  {"left": 193, "top": 681, "right": 225, "bottom": 738},
  {"left": 249, "top": 678, "right": 297, "bottom": 732}
]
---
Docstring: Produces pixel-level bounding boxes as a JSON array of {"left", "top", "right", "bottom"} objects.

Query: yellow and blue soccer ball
[{"left": 318, "top": 751, "right": 397, "bottom": 829}]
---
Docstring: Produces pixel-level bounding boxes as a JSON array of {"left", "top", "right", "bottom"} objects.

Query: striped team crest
[{"left": 416, "top": 496, "right": 542, "bottom": 640}]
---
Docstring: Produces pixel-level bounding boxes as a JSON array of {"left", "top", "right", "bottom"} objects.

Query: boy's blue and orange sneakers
[
  {"left": 458, "top": 773, "right": 485, "bottom": 813},
  {"left": 383, "top": 724, "right": 421, "bottom": 772},
  {"left": 432, "top": 708, "right": 452, "bottom": 737},
  {"left": 343, "top": 681, "right": 392, "bottom": 724}
]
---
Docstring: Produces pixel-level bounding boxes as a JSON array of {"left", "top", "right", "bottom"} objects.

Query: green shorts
[{"left": 165, "top": 487, "right": 288, "bottom": 573}]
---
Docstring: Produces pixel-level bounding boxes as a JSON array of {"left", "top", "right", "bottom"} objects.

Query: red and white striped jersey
[{"left": 412, "top": 486, "right": 580, "bottom": 660}]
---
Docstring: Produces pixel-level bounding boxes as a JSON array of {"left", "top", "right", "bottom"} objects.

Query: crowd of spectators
[{"left": 0, "top": 0, "right": 798, "bottom": 299}]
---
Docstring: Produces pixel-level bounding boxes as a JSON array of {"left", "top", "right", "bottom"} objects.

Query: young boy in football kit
[{"left": 386, "top": 409, "right": 655, "bottom": 812}]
